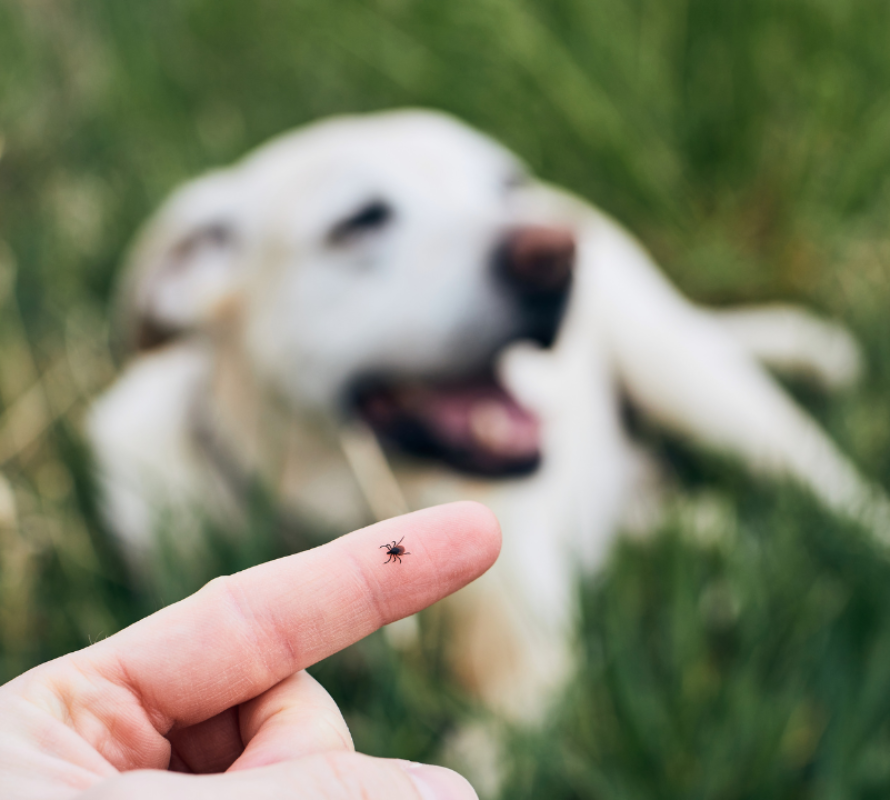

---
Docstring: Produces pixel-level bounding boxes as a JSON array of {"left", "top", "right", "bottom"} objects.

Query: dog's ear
[{"left": 115, "top": 170, "right": 245, "bottom": 354}]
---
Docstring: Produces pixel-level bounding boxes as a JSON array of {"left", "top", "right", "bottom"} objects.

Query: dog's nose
[{"left": 496, "top": 226, "right": 575, "bottom": 295}]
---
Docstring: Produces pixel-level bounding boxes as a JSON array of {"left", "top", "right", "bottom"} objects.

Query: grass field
[{"left": 2, "top": 0, "right": 890, "bottom": 797}]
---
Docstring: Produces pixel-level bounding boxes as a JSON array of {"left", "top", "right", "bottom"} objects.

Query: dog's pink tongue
[{"left": 417, "top": 384, "right": 540, "bottom": 459}]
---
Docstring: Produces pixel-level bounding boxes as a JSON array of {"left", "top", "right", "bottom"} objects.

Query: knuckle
[
  {"left": 308, "top": 708, "right": 355, "bottom": 752},
  {"left": 197, "top": 574, "right": 234, "bottom": 601}
]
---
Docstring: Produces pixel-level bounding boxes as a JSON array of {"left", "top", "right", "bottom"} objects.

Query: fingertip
[
  {"left": 366, "top": 501, "right": 501, "bottom": 576},
  {"left": 352, "top": 501, "right": 501, "bottom": 622},
  {"left": 282, "top": 753, "right": 479, "bottom": 800},
  {"left": 444, "top": 500, "right": 502, "bottom": 567},
  {"left": 399, "top": 761, "right": 479, "bottom": 800}
]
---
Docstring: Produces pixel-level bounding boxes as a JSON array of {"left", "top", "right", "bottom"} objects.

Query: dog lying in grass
[{"left": 88, "top": 109, "right": 890, "bottom": 723}]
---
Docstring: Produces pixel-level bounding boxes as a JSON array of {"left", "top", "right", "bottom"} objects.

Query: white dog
[{"left": 89, "top": 109, "right": 890, "bottom": 723}]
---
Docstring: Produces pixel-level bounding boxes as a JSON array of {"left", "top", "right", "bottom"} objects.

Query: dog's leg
[
  {"left": 576, "top": 212, "right": 890, "bottom": 540},
  {"left": 87, "top": 342, "right": 225, "bottom": 577},
  {"left": 711, "top": 304, "right": 863, "bottom": 391},
  {"left": 443, "top": 337, "right": 630, "bottom": 720},
  {"left": 438, "top": 550, "right": 576, "bottom": 798},
  {"left": 444, "top": 542, "right": 576, "bottom": 723}
]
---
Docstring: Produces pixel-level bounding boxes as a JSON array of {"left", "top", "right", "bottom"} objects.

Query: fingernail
[{"left": 400, "top": 762, "right": 479, "bottom": 800}]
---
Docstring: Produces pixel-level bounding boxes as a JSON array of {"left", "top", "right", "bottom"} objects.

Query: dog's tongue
[
  {"left": 410, "top": 383, "right": 540, "bottom": 459},
  {"left": 356, "top": 376, "right": 541, "bottom": 475}
]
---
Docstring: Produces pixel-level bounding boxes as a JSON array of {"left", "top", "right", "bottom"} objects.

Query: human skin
[{"left": 0, "top": 501, "right": 501, "bottom": 799}]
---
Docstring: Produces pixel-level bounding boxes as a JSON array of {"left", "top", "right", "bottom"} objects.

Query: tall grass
[{"left": 2, "top": 0, "right": 890, "bottom": 796}]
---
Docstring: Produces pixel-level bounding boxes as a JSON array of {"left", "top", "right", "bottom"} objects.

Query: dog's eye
[
  {"left": 171, "top": 222, "right": 235, "bottom": 259},
  {"left": 503, "top": 169, "right": 531, "bottom": 193},
  {"left": 328, "top": 200, "right": 393, "bottom": 245}
]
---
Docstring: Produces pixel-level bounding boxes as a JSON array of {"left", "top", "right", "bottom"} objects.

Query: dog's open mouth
[{"left": 351, "top": 372, "right": 541, "bottom": 477}]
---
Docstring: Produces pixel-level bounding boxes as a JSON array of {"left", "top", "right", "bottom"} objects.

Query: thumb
[{"left": 81, "top": 753, "right": 479, "bottom": 800}]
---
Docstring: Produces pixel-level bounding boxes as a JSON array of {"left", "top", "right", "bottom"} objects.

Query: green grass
[{"left": 2, "top": 0, "right": 890, "bottom": 797}]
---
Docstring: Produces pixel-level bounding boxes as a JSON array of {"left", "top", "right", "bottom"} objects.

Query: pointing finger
[{"left": 67, "top": 502, "right": 500, "bottom": 734}]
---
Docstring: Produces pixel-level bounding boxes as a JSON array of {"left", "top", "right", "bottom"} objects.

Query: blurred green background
[{"left": 2, "top": 0, "right": 890, "bottom": 797}]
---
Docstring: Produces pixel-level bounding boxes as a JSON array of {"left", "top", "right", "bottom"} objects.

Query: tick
[{"left": 381, "top": 537, "right": 410, "bottom": 564}]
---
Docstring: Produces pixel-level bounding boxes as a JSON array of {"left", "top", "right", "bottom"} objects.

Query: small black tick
[{"left": 381, "top": 537, "right": 410, "bottom": 564}]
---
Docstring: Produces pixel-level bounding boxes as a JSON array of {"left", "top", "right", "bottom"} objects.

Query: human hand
[{"left": 0, "top": 502, "right": 500, "bottom": 799}]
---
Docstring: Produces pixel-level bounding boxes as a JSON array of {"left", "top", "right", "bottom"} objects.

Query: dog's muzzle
[{"left": 349, "top": 225, "right": 577, "bottom": 478}]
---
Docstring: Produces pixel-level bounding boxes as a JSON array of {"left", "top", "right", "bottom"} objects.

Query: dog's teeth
[{"left": 469, "top": 400, "right": 518, "bottom": 453}]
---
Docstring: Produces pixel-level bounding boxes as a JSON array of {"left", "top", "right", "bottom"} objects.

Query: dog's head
[{"left": 121, "top": 110, "right": 577, "bottom": 476}]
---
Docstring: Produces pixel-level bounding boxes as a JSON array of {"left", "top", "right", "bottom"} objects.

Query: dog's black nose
[
  {"left": 494, "top": 226, "right": 575, "bottom": 348},
  {"left": 496, "top": 226, "right": 575, "bottom": 296}
]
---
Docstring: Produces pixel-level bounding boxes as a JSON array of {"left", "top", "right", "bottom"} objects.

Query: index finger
[{"left": 82, "top": 501, "right": 500, "bottom": 731}]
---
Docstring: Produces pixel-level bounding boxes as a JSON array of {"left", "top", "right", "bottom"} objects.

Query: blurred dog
[{"left": 89, "top": 110, "right": 890, "bottom": 721}]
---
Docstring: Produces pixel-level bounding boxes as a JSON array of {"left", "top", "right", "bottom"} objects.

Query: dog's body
[{"left": 89, "top": 110, "right": 890, "bottom": 721}]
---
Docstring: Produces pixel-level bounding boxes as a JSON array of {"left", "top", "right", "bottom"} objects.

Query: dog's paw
[{"left": 716, "top": 304, "right": 864, "bottom": 391}]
